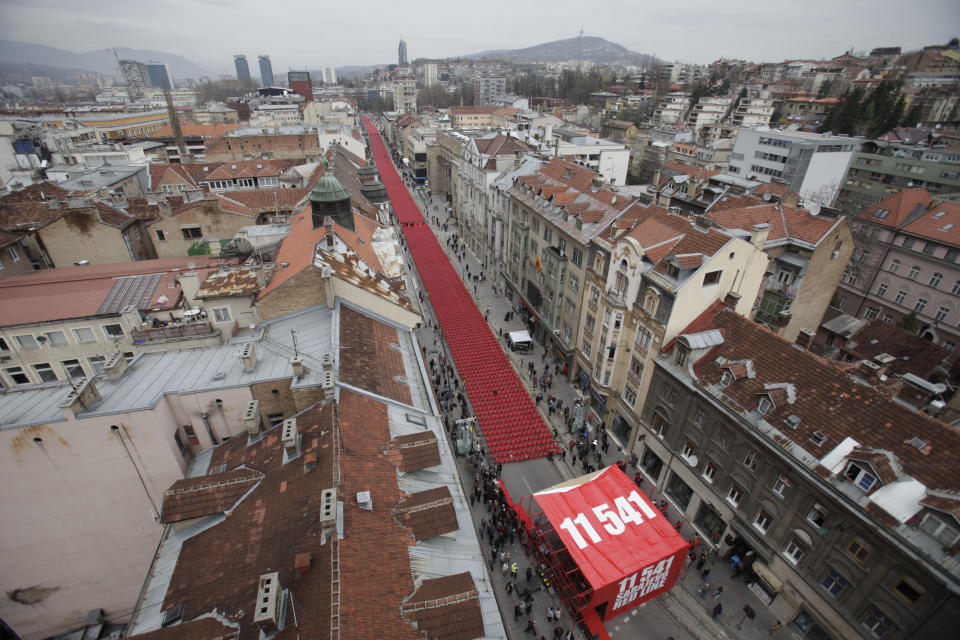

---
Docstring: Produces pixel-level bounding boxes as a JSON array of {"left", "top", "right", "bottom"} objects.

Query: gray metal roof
[
  {"left": 98, "top": 272, "right": 165, "bottom": 314},
  {"left": 680, "top": 329, "right": 726, "bottom": 350},
  {"left": 821, "top": 312, "right": 866, "bottom": 338}
]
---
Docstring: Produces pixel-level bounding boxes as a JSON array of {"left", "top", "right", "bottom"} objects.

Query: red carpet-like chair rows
[{"left": 363, "top": 117, "right": 559, "bottom": 463}]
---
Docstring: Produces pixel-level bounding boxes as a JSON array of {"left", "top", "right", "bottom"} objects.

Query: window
[
  {"left": 529, "top": 241, "right": 537, "bottom": 256},
  {"left": 772, "top": 474, "right": 791, "bottom": 498},
  {"left": 155, "top": 229, "right": 167, "bottom": 242},
  {"left": 581, "top": 338, "right": 592, "bottom": 357},
  {"left": 714, "top": 430, "right": 731, "bottom": 450},
  {"left": 757, "top": 396, "right": 772, "bottom": 414},
  {"left": 73, "top": 327, "right": 96, "bottom": 343},
  {"left": 623, "top": 385, "right": 637, "bottom": 406},
  {"left": 727, "top": 484, "right": 744, "bottom": 507},
  {"left": 32, "top": 363, "right": 58, "bottom": 383},
  {"left": 861, "top": 608, "right": 896, "bottom": 639},
  {"left": 923, "top": 242, "right": 937, "bottom": 255},
  {"left": 174, "top": 431, "right": 187, "bottom": 456},
  {"left": 903, "top": 237, "right": 915, "bottom": 249},
  {"left": 915, "top": 297, "right": 928, "bottom": 313},
  {"left": 894, "top": 577, "right": 925, "bottom": 604},
  {"left": 583, "top": 313, "right": 596, "bottom": 335},
  {"left": 182, "top": 424, "right": 200, "bottom": 446},
  {"left": 908, "top": 265, "right": 920, "bottom": 280},
  {"left": 0, "top": 337, "right": 8, "bottom": 351},
  {"left": 9, "top": 246, "right": 21, "bottom": 262},
  {"left": 236, "top": 178, "right": 255, "bottom": 188},
  {"left": 754, "top": 510, "right": 773, "bottom": 533},
  {"left": 822, "top": 570, "right": 847, "bottom": 597},
  {"left": 181, "top": 227, "right": 203, "bottom": 240},
  {"left": 702, "top": 461, "right": 718, "bottom": 483},
  {"left": 651, "top": 412, "right": 669, "bottom": 438},
  {"left": 103, "top": 324, "right": 124, "bottom": 339},
  {"left": 5, "top": 367, "right": 30, "bottom": 385},
  {"left": 45, "top": 330, "right": 68, "bottom": 346},
  {"left": 936, "top": 306, "right": 950, "bottom": 322},
  {"left": 543, "top": 226, "right": 552, "bottom": 242},
  {"left": 62, "top": 359, "right": 84, "bottom": 378},
  {"left": 635, "top": 325, "right": 652, "bottom": 351},
  {"left": 259, "top": 176, "right": 279, "bottom": 188},
  {"left": 883, "top": 314, "right": 894, "bottom": 324},
  {"left": 629, "top": 356, "right": 644, "bottom": 381},
  {"left": 919, "top": 512, "right": 960, "bottom": 546},
  {"left": 211, "top": 307, "right": 232, "bottom": 322},
  {"left": 568, "top": 274, "right": 580, "bottom": 292},
  {"left": 693, "top": 408, "right": 705, "bottom": 428},
  {"left": 953, "top": 281, "right": 960, "bottom": 296},
  {"left": 675, "top": 346, "right": 688, "bottom": 367},
  {"left": 847, "top": 537, "right": 871, "bottom": 563},
  {"left": 894, "top": 290, "right": 906, "bottom": 305},
  {"left": 888, "top": 259, "right": 900, "bottom": 273},
  {"left": 807, "top": 504, "right": 828, "bottom": 528},
  {"left": 88, "top": 356, "right": 105, "bottom": 376},
  {"left": 743, "top": 449, "right": 758, "bottom": 471},
  {"left": 876, "top": 283, "right": 888, "bottom": 297},
  {"left": 571, "top": 248, "right": 583, "bottom": 267},
  {"left": 702, "top": 270, "right": 722, "bottom": 286},
  {"left": 946, "top": 340, "right": 956, "bottom": 351},
  {"left": 681, "top": 441, "right": 696, "bottom": 459},
  {"left": 864, "top": 306, "right": 879, "bottom": 319},
  {"left": 643, "top": 291, "right": 658, "bottom": 315},
  {"left": 14, "top": 334, "right": 38, "bottom": 350},
  {"left": 784, "top": 538, "right": 806, "bottom": 565},
  {"left": 930, "top": 272, "right": 943, "bottom": 287},
  {"left": 843, "top": 461, "right": 878, "bottom": 492}
]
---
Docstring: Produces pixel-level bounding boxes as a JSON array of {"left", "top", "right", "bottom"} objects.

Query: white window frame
[
  {"left": 73, "top": 327, "right": 97, "bottom": 344},
  {"left": 727, "top": 484, "right": 743, "bottom": 507},
  {"left": 102, "top": 324, "right": 124, "bottom": 339},
  {"left": 843, "top": 461, "right": 878, "bottom": 492},
  {"left": 807, "top": 504, "right": 827, "bottom": 528},
  {"left": 62, "top": 359, "right": 84, "bottom": 378},
  {"left": 32, "top": 362, "right": 58, "bottom": 383},
  {"left": 754, "top": 510, "right": 773, "bottom": 533},
  {"left": 45, "top": 330, "right": 68, "bottom": 346},
  {"left": 784, "top": 538, "right": 806, "bottom": 565},
  {"left": 702, "top": 460, "right": 717, "bottom": 484},
  {"left": 14, "top": 334, "right": 38, "bottom": 350},
  {"left": 772, "top": 474, "right": 791, "bottom": 498},
  {"left": 88, "top": 355, "right": 106, "bottom": 376}
]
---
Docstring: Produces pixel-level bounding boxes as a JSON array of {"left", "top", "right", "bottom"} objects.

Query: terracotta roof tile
[
  {"left": 402, "top": 573, "right": 484, "bottom": 640},
  {"left": 338, "top": 305, "right": 413, "bottom": 405},
  {"left": 685, "top": 307, "right": 960, "bottom": 492},
  {"left": 857, "top": 189, "right": 932, "bottom": 229},
  {"left": 160, "top": 469, "right": 263, "bottom": 523},
  {"left": 387, "top": 432, "right": 442, "bottom": 472},
  {"left": 902, "top": 201, "right": 960, "bottom": 245},
  {"left": 396, "top": 486, "right": 458, "bottom": 540},
  {"left": 127, "top": 616, "right": 238, "bottom": 640},
  {"left": 841, "top": 319, "right": 949, "bottom": 378}
]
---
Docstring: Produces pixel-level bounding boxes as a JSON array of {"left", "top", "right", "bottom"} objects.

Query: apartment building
[
  {"left": 834, "top": 189, "right": 960, "bottom": 351},
  {"left": 505, "top": 159, "right": 634, "bottom": 366},
  {"left": 473, "top": 75, "right": 507, "bottom": 105},
  {"left": 686, "top": 96, "right": 732, "bottom": 130},
  {"left": 551, "top": 128, "right": 630, "bottom": 186},
  {"left": 728, "top": 127, "right": 862, "bottom": 206},
  {"left": 835, "top": 132, "right": 960, "bottom": 215},
  {"left": 731, "top": 97, "right": 776, "bottom": 128},
  {"left": 653, "top": 93, "right": 691, "bottom": 127},
  {"left": 637, "top": 304, "right": 960, "bottom": 640},
  {"left": 577, "top": 205, "right": 768, "bottom": 445},
  {"left": 203, "top": 127, "right": 324, "bottom": 163}
]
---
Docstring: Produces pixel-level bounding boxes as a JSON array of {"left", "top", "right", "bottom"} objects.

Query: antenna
[{"left": 291, "top": 329, "right": 299, "bottom": 357}]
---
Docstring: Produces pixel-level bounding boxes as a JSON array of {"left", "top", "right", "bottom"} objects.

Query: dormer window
[
  {"left": 667, "top": 263, "right": 680, "bottom": 278},
  {"left": 721, "top": 370, "right": 734, "bottom": 387},
  {"left": 919, "top": 512, "right": 960, "bottom": 547},
  {"left": 757, "top": 396, "right": 773, "bottom": 415},
  {"left": 843, "top": 461, "right": 878, "bottom": 492},
  {"left": 676, "top": 346, "right": 689, "bottom": 367}
]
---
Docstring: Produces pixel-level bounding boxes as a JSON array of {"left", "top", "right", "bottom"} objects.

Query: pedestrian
[
  {"left": 502, "top": 561, "right": 509, "bottom": 576},
  {"left": 547, "top": 607, "right": 554, "bottom": 622},
  {"left": 701, "top": 566, "right": 711, "bottom": 582},
  {"left": 713, "top": 586, "right": 723, "bottom": 600},
  {"left": 526, "top": 566, "right": 533, "bottom": 583},
  {"left": 511, "top": 562, "right": 518, "bottom": 578},
  {"left": 698, "top": 583, "right": 709, "bottom": 599},
  {"left": 514, "top": 604, "right": 523, "bottom": 621},
  {"left": 524, "top": 619, "right": 536, "bottom": 635},
  {"left": 506, "top": 581, "right": 514, "bottom": 595},
  {"left": 712, "top": 602, "right": 723, "bottom": 619},
  {"left": 769, "top": 621, "right": 783, "bottom": 635}
]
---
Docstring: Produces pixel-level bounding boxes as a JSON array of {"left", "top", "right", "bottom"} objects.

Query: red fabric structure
[
  {"left": 362, "top": 118, "right": 558, "bottom": 463},
  {"left": 530, "top": 466, "right": 689, "bottom": 621}
]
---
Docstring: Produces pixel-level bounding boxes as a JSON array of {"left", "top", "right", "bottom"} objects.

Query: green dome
[{"left": 309, "top": 173, "right": 351, "bottom": 204}]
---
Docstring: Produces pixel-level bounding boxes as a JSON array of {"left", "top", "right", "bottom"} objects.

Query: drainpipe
[{"left": 200, "top": 412, "right": 219, "bottom": 445}]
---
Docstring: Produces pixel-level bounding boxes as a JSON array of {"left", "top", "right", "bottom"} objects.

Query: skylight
[
  {"left": 873, "top": 208, "right": 890, "bottom": 219},
  {"left": 933, "top": 210, "right": 947, "bottom": 219},
  {"left": 939, "top": 224, "right": 954, "bottom": 232}
]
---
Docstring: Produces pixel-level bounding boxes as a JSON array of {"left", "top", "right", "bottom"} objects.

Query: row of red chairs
[{"left": 363, "top": 118, "right": 559, "bottom": 463}]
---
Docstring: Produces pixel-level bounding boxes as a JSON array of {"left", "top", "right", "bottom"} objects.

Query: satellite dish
[
  {"left": 220, "top": 237, "right": 255, "bottom": 263},
  {"left": 762, "top": 192, "right": 772, "bottom": 202},
  {"left": 687, "top": 455, "right": 699, "bottom": 467},
  {"left": 807, "top": 202, "right": 822, "bottom": 216}
]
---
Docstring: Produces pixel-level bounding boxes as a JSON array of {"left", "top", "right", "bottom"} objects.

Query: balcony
[
  {"left": 605, "top": 289, "right": 629, "bottom": 308},
  {"left": 132, "top": 321, "right": 219, "bottom": 344}
]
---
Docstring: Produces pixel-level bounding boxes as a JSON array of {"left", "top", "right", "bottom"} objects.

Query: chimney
[
  {"left": 319, "top": 488, "right": 338, "bottom": 534},
  {"left": 723, "top": 291, "right": 741, "bottom": 310},
  {"left": 252, "top": 572, "right": 280, "bottom": 631},
  {"left": 750, "top": 223, "right": 770, "bottom": 249},
  {"left": 857, "top": 359, "right": 883, "bottom": 385},
  {"left": 322, "top": 371, "right": 335, "bottom": 399},
  {"left": 694, "top": 215, "right": 712, "bottom": 230},
  {"left": 240, "top": 343, "right": 257, "bottom": 371},
  {"left": 290, "top": 355, "right": 305, "bottom": 377},
  {"left": 795, "top": 328, "right": 815, "bottom": 350},
  {"left": 322, "top": 352, "right": 333, "bottom": 371},
  {"left": 103, "top": 352, "right": 129, "bottom": 380},
  {"left": 119, "top": 304, "right": 141, "bottom": 334},
  {"left": 243, "top": 399, "right": 261, "bottom": 436},
  {"left": 281, "top": 418, "right": 298, "bottom": 457},
  {"left": 782, "top": 191, "right": 800, "bottom": 208},
  {"left": 58, "top": 378, "right": 101, "bottom": 419},
  {"left": 294, "top": 552, "right": 312, "bottom": 574}
]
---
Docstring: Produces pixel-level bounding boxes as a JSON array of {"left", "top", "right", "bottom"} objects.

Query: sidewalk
[{"left": 404, "top": 183, "right": 781, "bottom": 640}]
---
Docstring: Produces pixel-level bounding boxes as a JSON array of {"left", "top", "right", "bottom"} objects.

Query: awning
[
  {"left": 774, "top": 252, "right": 810, "bottom": 270},
  {"left": 508, "top": 330, "right": 532, "bottom": 343},
  {"left": 751, "top": 560, "right": 783, "bottom": 593}
]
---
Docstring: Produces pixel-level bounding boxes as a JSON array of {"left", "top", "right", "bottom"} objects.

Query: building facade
[
  {"left": 258, "top": 54, "right": 274, "bottom": 86},
  {"left": 234, "top": 54, "right": 250, "bottom": 81}
]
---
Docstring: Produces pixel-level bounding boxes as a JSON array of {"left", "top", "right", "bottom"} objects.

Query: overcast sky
[{"left": 2, "top": 0, "right": 958, "bottom": 75}]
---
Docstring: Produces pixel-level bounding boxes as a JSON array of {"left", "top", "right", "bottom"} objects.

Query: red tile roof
[
  {"left": 401, "top": 572, "right": 485, "bottom": 640},
  {"left": 682, "top": 307, "right": 960, "bottom": 492},
  {"left": 902, "top": 201, "right": 960, "bottom": 245},
  {"left": 0, "top": 257, "right": 219, "bottom": 326},
  {"left": 160, "top": 469, "right": 263, "bottom": 524},
  {"left": 707, "top": 202, "right": 841, "bottom": 246},
  {"left": 395, "top": 486, "right": 458, "bottom": 541},
  {"left": 338, "top": 305, "right": 414, "bottom": 406},
  {"left": 386, "top": 432, "right": 442, "bottom": 472},
  {"left": 857, "top": 189, "right": 932, "bottom": 229},
  {"left": 841, "top": 319, "right": 949, "bottom": 379}
]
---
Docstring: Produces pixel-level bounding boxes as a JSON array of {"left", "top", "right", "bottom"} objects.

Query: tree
[{"left": 898, "top": 311, "right": 921, "bottom": 335}]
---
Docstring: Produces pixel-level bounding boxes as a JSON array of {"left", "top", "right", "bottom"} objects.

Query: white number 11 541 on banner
[{"left": 557, "top": 490, "right": 660, "bottom": 549}]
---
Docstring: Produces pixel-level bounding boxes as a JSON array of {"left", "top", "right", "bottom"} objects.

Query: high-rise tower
[
  {"left": 234, "top": 55, "right": 251, "bottom": 82},
  {"left": 398, "top": 38, "right": 408, "bottom": 66},
  {"left": 258, "top": 55, "right": 274, "bottom": 86}
]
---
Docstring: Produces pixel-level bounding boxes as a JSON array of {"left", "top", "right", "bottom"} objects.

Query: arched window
[{"left": 644, "top": 291, "right": 659, "bottom": 315}]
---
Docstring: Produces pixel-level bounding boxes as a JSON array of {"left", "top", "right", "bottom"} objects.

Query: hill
[
  {"left": 467, "top": 35, "right": 654, "bottom": 66},
  {"left": 0, "top": 40, "right": 208, "bottom": 81}
]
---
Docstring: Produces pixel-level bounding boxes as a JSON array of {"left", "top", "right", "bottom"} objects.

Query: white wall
[{"left": 799, "top": 150, "right": 855, "bottom": 206}]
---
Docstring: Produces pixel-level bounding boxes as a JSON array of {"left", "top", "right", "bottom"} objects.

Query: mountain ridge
[
  {"left": 0, "top": 40, "right": 208, "bottom": 81},
  {"left": 465, "top": 35, "right": 654, "bottom": 66}
]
